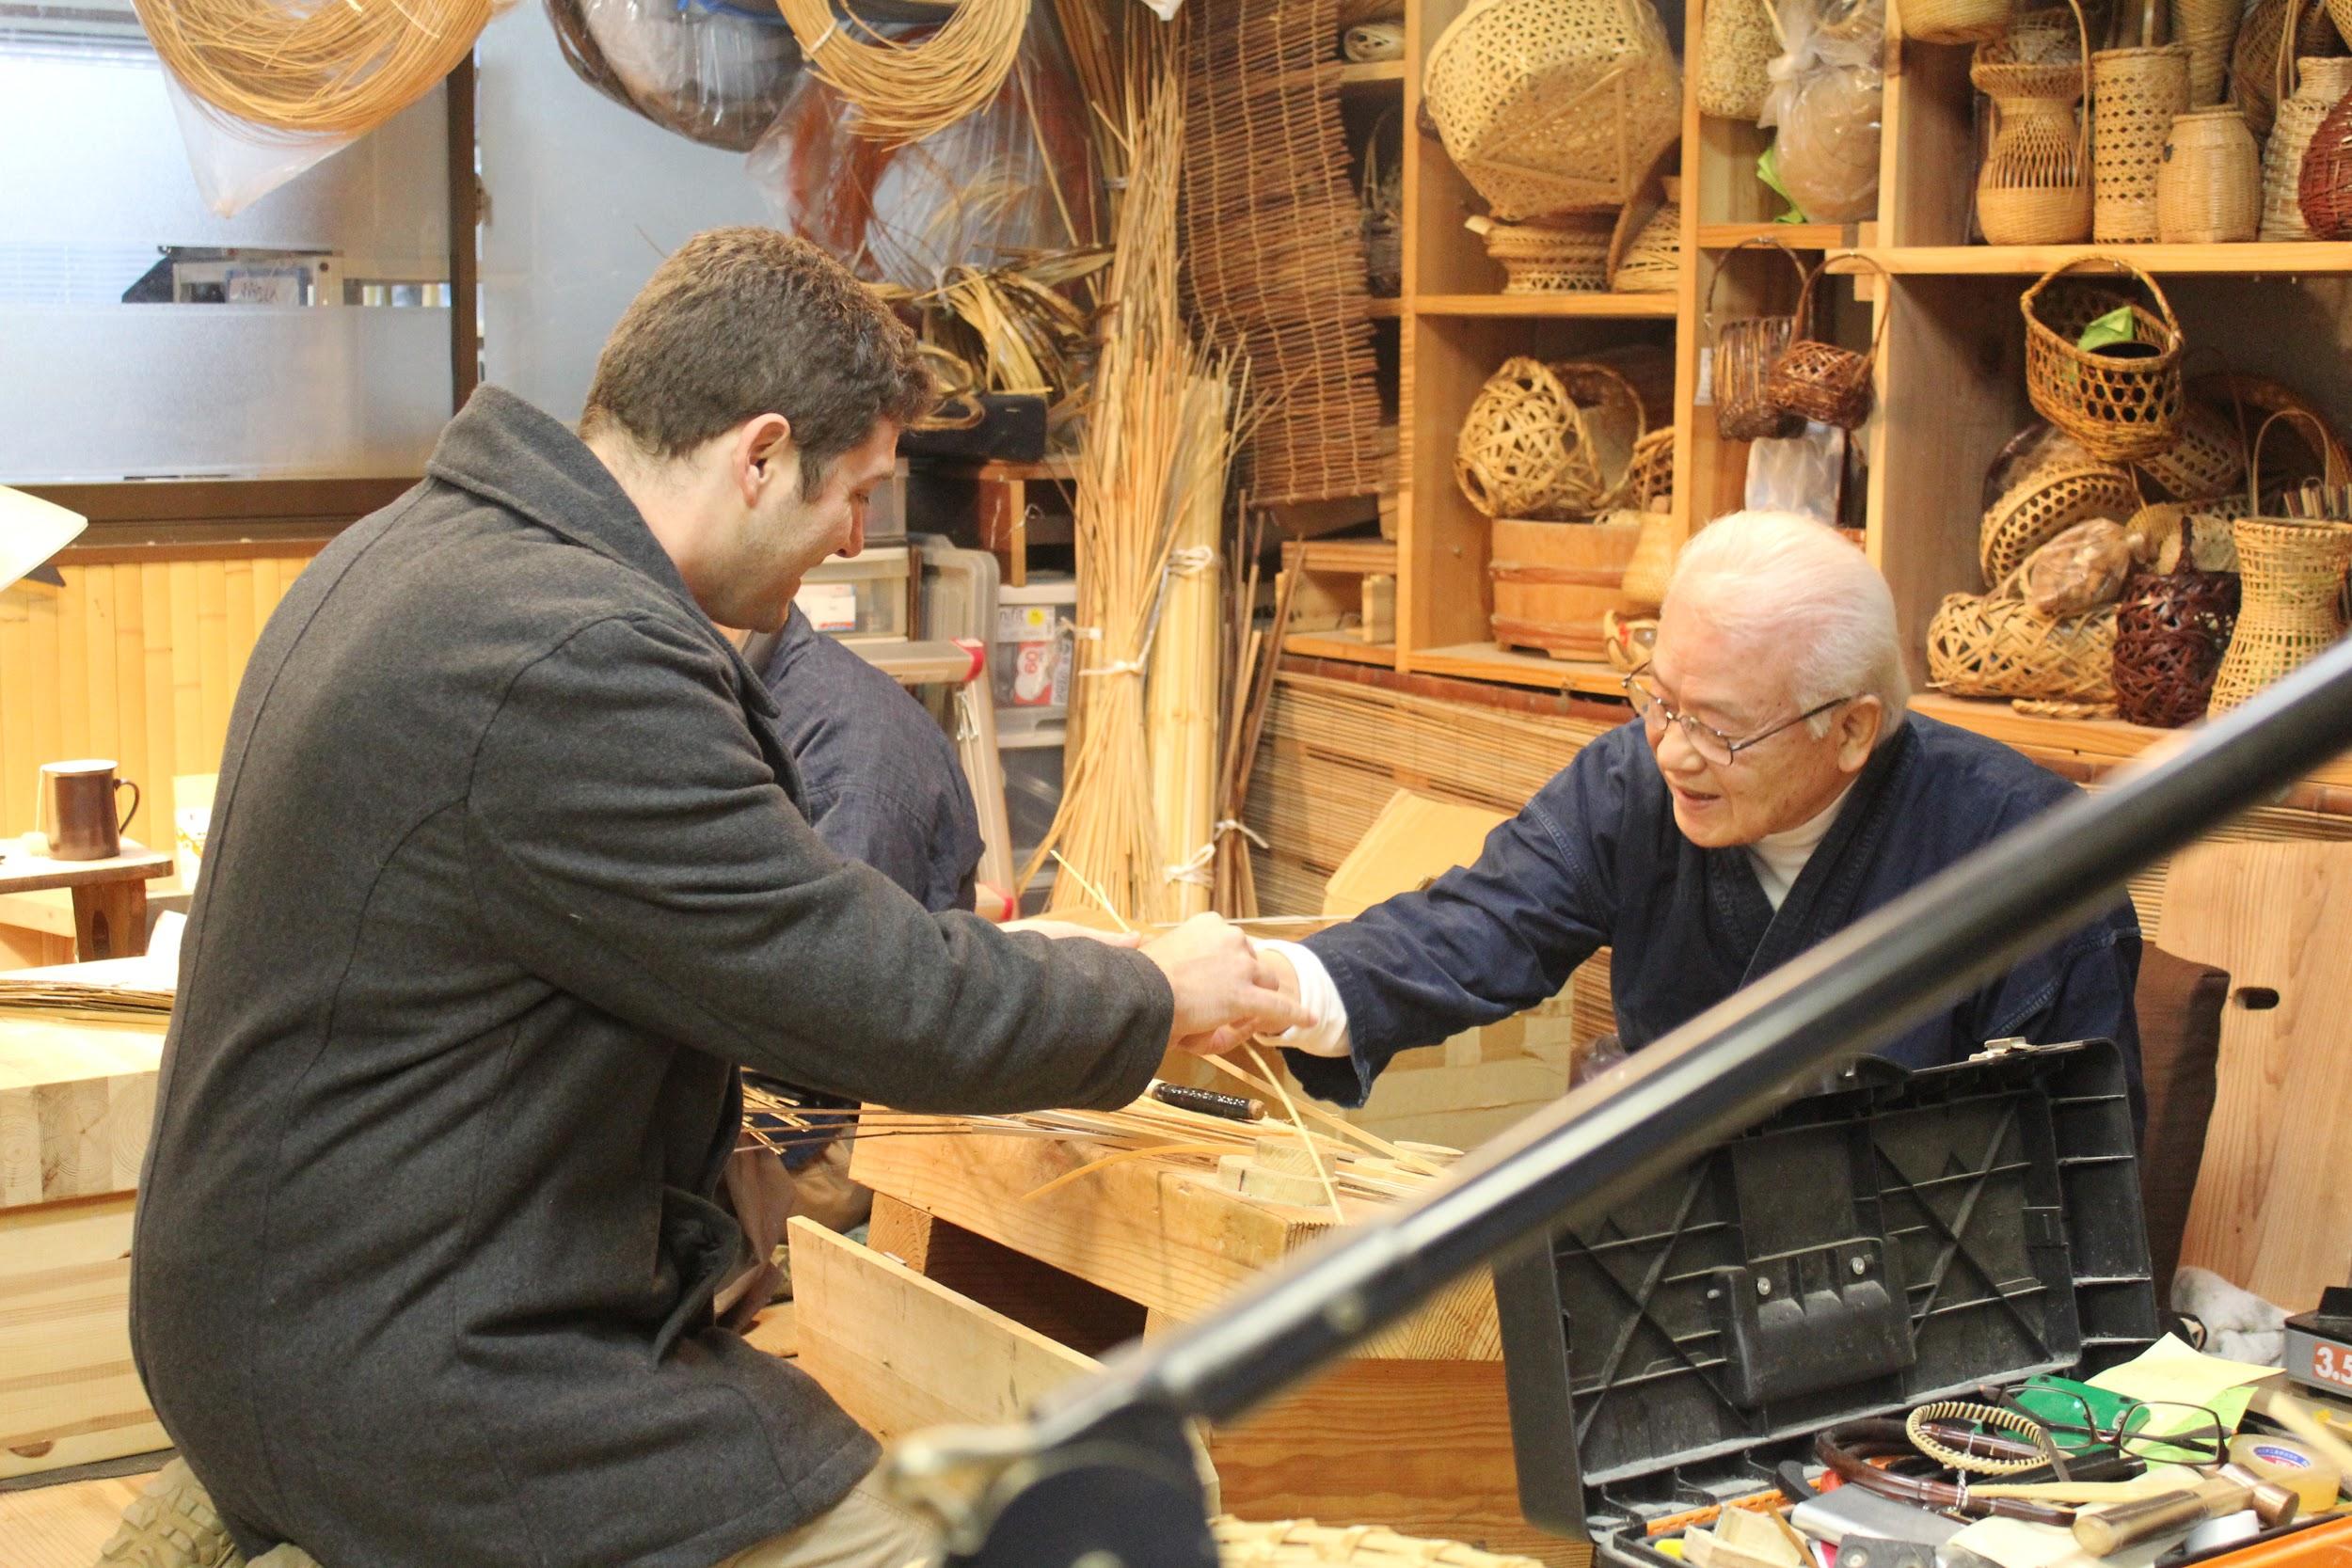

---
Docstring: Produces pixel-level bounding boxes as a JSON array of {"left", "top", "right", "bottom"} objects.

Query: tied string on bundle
[{"left": 1165, "top": 817, "right": 1268, "bottom": 890}]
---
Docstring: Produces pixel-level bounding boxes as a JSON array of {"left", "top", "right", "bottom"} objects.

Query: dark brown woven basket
[
  {"left": 2021, "top": 255, "right": 2185, "bottom": 463},
  {"left": 1765, "top": 251, "right": 1891, "bottom": 431},
  {"left": 2298, "top": 90, "right": 2352, "bottom": 239},
  {"left": 2112, "top": 519, "right": 2242, "bottom": 727},
  {"left": 1705, "top": 238, "right": 1811, "bottom": 442}
]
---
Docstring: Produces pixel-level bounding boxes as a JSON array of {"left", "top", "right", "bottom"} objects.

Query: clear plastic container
[
  {"left": 794, "top": 544, "right": 910, "bottom": 642},
  {"left": 992, "top": 572, "right": 1077, "bottom": 726}
]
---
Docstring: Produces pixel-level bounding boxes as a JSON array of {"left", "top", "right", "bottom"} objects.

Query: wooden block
[
  {"left": 865, "top": 1191, "right": 936, "bottom": 1272},
  {"left": 0, "top": 1194, "right": 167, "bottom": 1479},
  {"left": 1359, "top": 574, "right": 1397, "bottom": 644},
  {"left": 0, "top": 1013, "right": 163, "bottom": 1210},
  {"left": 874, "top": 1206, "right": 1145, "bottom": 1358},
  {"left": 788, "top": 1218, "right": 1097, "bottom": 1438}
]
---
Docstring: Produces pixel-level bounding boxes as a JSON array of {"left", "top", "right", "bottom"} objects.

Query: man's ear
[
  {"left": 1836, "top": 695, "right": 1884, "bottom": 773},
  {"left": 734, "top": 415, "right": 794, "bottom": 504}
]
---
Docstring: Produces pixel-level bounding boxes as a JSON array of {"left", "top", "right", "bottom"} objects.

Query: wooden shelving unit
[{"left": 1286, "top": 0, "right": 2352, "bottom": 765}]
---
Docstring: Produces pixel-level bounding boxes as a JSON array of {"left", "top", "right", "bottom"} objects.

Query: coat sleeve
[
  {"left": 1285, "top": 749, "right": 1623, "bottom": 1106},
  {"left": 464, "top": 612, "right": 1172, "bottom": 1113},
  {"left": 1976, "top": 901, "right": 2147, "bottom": 1122}
]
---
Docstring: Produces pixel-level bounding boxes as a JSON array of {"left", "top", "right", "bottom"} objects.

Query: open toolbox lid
[{"left": 1494, "top": 1038, "right": 2160, "bottom": 1551}]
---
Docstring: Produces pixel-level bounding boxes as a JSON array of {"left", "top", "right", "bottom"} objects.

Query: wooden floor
[{"left": 0, "top": 1303, "right": 801, "bottom": 1568}]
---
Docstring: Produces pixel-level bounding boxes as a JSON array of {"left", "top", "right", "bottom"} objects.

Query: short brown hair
[{"left": 581, "top": 228, "right": 933, "bottom": 495}]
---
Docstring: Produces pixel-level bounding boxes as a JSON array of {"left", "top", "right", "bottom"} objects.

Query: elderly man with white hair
[{"left": 1262, "top": 510, "right": 2144, "bottom": 1111}]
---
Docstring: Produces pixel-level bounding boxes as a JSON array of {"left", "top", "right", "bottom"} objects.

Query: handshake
[{"left": 1011, "top": 911, "right": 1312, "bottom": 1055}]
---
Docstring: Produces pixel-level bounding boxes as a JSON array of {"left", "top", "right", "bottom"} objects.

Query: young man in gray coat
[{"left": 126, "top": 228, "right": 1299, "bottom": 1568}]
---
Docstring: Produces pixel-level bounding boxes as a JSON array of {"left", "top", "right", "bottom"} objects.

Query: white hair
[{"left": 1665, "top": 510, "right": 1910, "bottom": 736}]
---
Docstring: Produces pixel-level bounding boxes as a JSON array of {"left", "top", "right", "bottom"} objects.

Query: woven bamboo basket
[
  {"left": 1626, "top": 425, "right": 1677, "bottom": 510},
  {"left": 2137, "top": 398, "right": 2248, "bottom": 500},
  {"left": 1927, "top": 569, "right": 2118, "bottom": 702},
  {"left": 1765, "top": 252, "right": 1889, "bottom": 430},
  {"left": 1902, "top": 0, "right": 2011, "bottom": 45},
  {"left": 2176, "top": 0, "right": 2242, "bottom": 103},
  {"left": 1975, "top": 3, "right": 2094, "bottom": 244},
  {"left": 2263, "top": 56, "right": 2352, "bottom": 238},
  {"left": 1698, "top": 0, "right": 1782, "bottom": 119},
  {"left": 2156, "top": 107, "right": 2263, "bottom": 243},
  {"left": 2021, "top": 256, "right": 2185, "bottom": 463},
  {"left": 1422, "top": 0, "right": 1683, "bottom": 220},
  {"left": 2091, "top": 46, "right": 2191, "bottom": 243},
  {"left": 1471, "top": 213, "right": 1615, "bottom": 293},
  {"left": 2113, "top": 518, "right": 2243, "bottom": 727},
  {"left": 1610, "top": 176, "right": 1683, "bottom": 293},
  {"left": 2232, "top": 0, "right": 2343, "bottom": 137},
  {"left": 1216, "top": 1517, "right": 1545, "bottom": 1566},
  {"left": 2301, "top": 89, "right": 2352, "bottom": 237},
  {"left": 1706, "top": 237, "right": 1811, "bottom": 442},
  {"left": 2192, "top": 372, "right": 2352, "bottom": 484},
  {"left": 2210, "top": 411, "right": 2352, "bottom": 709},
  {"left": 1980, "top": 461, "right": 2142, "bottom": 581},
  {"left": 1489, "top": 515, "right": 1646, "bottom": 657},
  {"left": 1455, "top": 358, "right": 1646, "bottom": 518}
]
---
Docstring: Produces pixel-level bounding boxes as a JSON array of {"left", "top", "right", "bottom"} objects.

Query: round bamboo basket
[
  {"left": 2231, "top": 0, "right": 2344, "bottom": 138},
  {"left": 2176, "top": 0, "right": 2242, "bottom": 103},
  {"left": 1216, "top": 1516, "right": 1547, "bottom": 1566},
  {"left": 1422, "top": 0, "right": 1683, "bottom": 219},
  {"left": 2137, "top": 398, "right": 2248, "bottom": 500},
  {"left": 1980, "top": 461, "right": 2142, "bottom": 581},
  {"left": 1902, "top": 0, "right": 2012, "bottom": 45},
  {"left": 1625, "top": 425, "right": 1677, "bottom": 511},
  {"left": 2091, "top": 45, "right": 2191, "bottom": 243},
  {"left": 1455, "top": 357, "right": 1646, "bottom": 518},
  {"left": 2263, "top": 56, "right": 2352, "bottom": 238},
  {"left": 2113, "top": 527, "right": 2242, "bottom": 727},
  {"left": 1474, "top": 214, "right": 1614, "bottom": 293},
  {"left": 1611, "top": 198, "right": 1683, "bottom": 292},
  {"left": 1698, "top": 0, "right": 1783, "bottom": 119},
  {"left": 1927, "top": 570, "right": 2118, "bottom": 702},
  {"left": 2020, "top": 256, "right": 2185, "bottom": 463},
  {"left": 2156, "top": 107, "right": 2264, "bottom": 242},
  {"left": 2301, "top": 89, "right": 2352, "bottom": 237},
  {"left": 1705, "top": 237, "right": 1811, "bottom": 442}
]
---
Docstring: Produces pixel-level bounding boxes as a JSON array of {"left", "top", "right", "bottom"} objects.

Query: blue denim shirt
[
  {"left": 1288, "top": 713, "right": 2143, "bottom": 1110},
  {"left": 755, "top": 606, "right": 983, "bottom": 916}
]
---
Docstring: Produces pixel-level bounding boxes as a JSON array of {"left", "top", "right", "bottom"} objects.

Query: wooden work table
[{"left": 0, "top": 841, "right": 175, "bottom": 961}]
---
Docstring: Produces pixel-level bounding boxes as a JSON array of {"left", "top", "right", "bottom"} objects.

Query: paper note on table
[{"left": 2089, "top": 1335, "right": 2278, "bottom": 1408}]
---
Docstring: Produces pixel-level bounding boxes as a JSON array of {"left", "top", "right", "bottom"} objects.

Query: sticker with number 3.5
[{"left": 2312, "top": 1341, "right": 2352, "bottom": 1390}]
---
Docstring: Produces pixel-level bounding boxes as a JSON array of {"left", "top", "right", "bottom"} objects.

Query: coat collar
[{"left": 426, "top": 386, "right": 778, "bottom": 719}]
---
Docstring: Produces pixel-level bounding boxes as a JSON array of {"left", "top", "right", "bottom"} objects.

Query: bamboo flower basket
[
  {"left": 2210, "top": 412, "right": 2352, "bottom": 711},
  {"left": 2020, "top": 256, "right": 2185, "bottom": 463},
  {"left": 2091, "top": 45, "right": 2190, "bottom": 244},
  {"left": 2263, "top": 56, "right": 2352, "bottom": 239},
  {"left": 1927, "top": 567, "right": 2119, "bottom": 703}
]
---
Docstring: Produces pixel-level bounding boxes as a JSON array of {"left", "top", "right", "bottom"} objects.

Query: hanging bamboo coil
[
  {"left": 2156, "top": 107, "right": 2263, "bottom": 242},
  {"left": 774, "top": 0, "right": 1028, "bottom": 147},
  {"left": 1927, "top": 568, "right": 2118, "bottom": 702},
  {"left": 2091, "top": 45, "right": 2190, "bottom": 243},
  {"left": 133, "top": 0, "right": 499, "bottom": 135},
  {"left": 2264, "top": 56, "right": 2352, "bottom": 237},
  {"left": 1980, "top": 461, "right": 2141, "bottom": 582},
  {"left": 2020, "top": 256, "right": 2185, "bottom": 463},
  {"left": 1698, "top": 0, "right": 1782, "bottom": 119},
  {"left": 1455, "top": 357, "right": 1646, "bottom": 518},
  {"left": 1422, "top": 0, "right": 1683, "bottom": 219}
]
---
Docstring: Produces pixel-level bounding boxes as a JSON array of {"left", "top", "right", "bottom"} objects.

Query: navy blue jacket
[
  {"left": 755, "top": 605, "right": 983, "bottom": 915},
  {"left": 1288, "top": 714, "right": 2142, "bottom": 1109}
]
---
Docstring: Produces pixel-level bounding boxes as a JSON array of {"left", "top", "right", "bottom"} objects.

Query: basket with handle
[
  {"left": 2113, "top": 515, "right": 2243, "bottom": 727},
  {"left": 1927, "top": 566, "right": 2118, "bottom": 702},
  {"left": 1422, "top": 0, "right": 1683, "bottom": 219},
  {"left": 2231, "top": 0, "right": 2340, "bottom": 137},
  {"left": 2020, "top": 255, "right": 2185, "bottom": 463},
  {"left": 2263, "top": 52, "right": 2352, "bottom": 238},
  {"left": 1705, "top": 237, "right": 1811, "bottom": 442},
  {"left": 2209, "top": 409, "right": 2352, "bottom": 710},
  {"left": 1698, "top": 0, "right": 1784, "bottom": 118},
  {"left": 1764, "top": 251, "right": 1891, "bottom": 430},
  {"left": 1974, "top": 0, "right": 2093, "bottom": 245},
  {"left": 2091, "top": 44, "right": 2191, "bottom": 243}
]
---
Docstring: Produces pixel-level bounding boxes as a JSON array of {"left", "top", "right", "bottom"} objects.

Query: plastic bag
[
  {"left": 1745, "top": 421, "right": 1848, "bottom": 524},
  {"left": 163, "top": 72, "right": 358, "bottom": 219},
  {"left": 548, "top": 0, "right": 803, "bottom": 153},
  {"left": 2021, "top": 518, "right": 2134, "bottom": 615},
  {"left": 1759, "top": 0, "right": 1884, "bottom": 223}
]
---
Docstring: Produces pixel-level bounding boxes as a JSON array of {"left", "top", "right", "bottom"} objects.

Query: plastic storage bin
[
  {"left": 993, "top": 573, "right": 1077, "bottom": 727},
  {"left": 794, "top": 544, "right": 910, "bottom": 643}
]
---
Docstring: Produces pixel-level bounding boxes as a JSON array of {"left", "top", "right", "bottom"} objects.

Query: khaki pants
[{"left": 717, "top": 1466, "right": 940, "bottom": 1568}]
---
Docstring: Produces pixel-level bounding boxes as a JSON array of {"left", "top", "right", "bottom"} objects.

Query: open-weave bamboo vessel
[
  {"left": 1765, "top": 252, "right": 1888, "bottom": 430},
  {"left": 1927, "top": 570, "right": 2118, "bottom": 701},
  {"left": 1698, "top": 0, "right": 1781, "bottom": 118},
  {"left": 1980, "top": 462, "right": 2141, "bottom": 582},
  {"left": 2136, "top": 399, "right": 2247, "bottom": 501},
  {"left": 2113, "top": 525, "right": 2242, "bottom": 727},
  {"left": 2211, "top": 412, "right": 2352, "bottom": 709},
  {"left": 1474, "top": 213, "right": 1615, "bottom": 293},
  {"left": 1625, "top": 425, "right": 1676, "bottom": 511},
  {"left": 1975, "top": 3, "right": 2093, "bottom": 245},
  {"left": 2021, "top": 256, "right": 2185, "bottom": 462},
  {"left": 1706, "top": 237, "right": 1810, "bottom": 441},
  {"left": 1422, "top": 0, "right": 1683, "bottom": 219},
  {"left": 2264, "top": 56, "right": 2352, "bottom": 238},
  {"left": 1216, "top": 1516, "right": 1545, "bottom": 1566},
  {"left": 2301, "top": 89, "right": 2352, "bottom": 238},
  {"left": 2092, "top": 45, "right": 2191, "bottom": 243},
  {"left": 1455, "top": 358, "right": 1646, "bottom": 518}
]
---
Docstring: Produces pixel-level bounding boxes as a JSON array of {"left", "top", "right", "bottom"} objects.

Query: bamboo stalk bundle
[
  {"left": 775, "top": 0, "right": 1030, "bottom": 148},
  {"left": 133, "top": 0, "right": 499, "bottom": 135},
  {"left": 1213, "top": 518, "right": 1301, "bottom": 917},
  {"left": 1179, "top": 0, "right": 1391, "bottom": 507},
  {"left": 1149, "top": 386, "right": 1235, "bottom": 921}
]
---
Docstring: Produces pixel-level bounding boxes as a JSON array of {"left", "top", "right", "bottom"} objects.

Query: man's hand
[
  {"left": 1002, "top": 915, "right": 1142, "bottom": 947},
  {"left": 1141, "top": 912, "right": 1311, "bottom": 1054}
]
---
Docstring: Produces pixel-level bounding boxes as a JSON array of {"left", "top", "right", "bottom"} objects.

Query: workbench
[{"left": 0, "top": 841, "right": 175, "bottom": 962}]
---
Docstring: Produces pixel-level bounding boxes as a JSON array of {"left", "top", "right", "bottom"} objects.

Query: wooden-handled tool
[{"left": 2071, "top": 1472, "right": 2296, "bottom": 1557}]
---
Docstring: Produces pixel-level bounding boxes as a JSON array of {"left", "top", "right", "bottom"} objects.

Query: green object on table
[
  {"left": 2016, "top": 1374, "right": 2137, "bottom": 1433},
  {"left": 2077, "top": 306, "right": 2137, "bottom": 355},
  {"left": 1757, "top": 143, "right": 1808, "bottom": 224}
]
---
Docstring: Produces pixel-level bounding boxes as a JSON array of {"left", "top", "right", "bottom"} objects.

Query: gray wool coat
[{"left": 129, "top": 386, "right": 1174, "bottom": 1568}]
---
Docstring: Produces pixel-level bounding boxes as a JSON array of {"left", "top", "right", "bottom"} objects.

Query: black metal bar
[{"left": 972, "top": 636, "right": 2352, "bottom": 1482}]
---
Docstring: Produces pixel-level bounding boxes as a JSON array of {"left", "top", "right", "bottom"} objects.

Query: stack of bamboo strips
[
  {"left": 1180, "top": 0, "right": 1391, "bottom": 507},
  {"left": 1212, "top": 517, "right": 1298, "bottom": 918}
]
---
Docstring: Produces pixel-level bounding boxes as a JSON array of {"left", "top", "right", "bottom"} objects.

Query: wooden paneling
[
  {"left": 0, "top": 549, "right": 316, "bottom": 843},
  {"left": 0, "top": 1195, "right": 165, "bottom": 1479}
]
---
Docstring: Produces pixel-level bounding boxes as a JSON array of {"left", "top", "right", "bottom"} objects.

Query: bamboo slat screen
[{"left": 0, "top": 549, "right": 318, "bottom": 847}]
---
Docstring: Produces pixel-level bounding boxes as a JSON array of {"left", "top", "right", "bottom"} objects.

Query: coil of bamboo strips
[
  {"left": 2156, "top": 106, "right": 2263, "bottom": 241},
  {"left": 774, "top": 0, "right": 1028, "bottom": 147},
  {"left": 2092, "top": 45, "right": 2190, "bottom": 242},
  {"left": 133, "top": 0, "right": 499, "bottom": 135},
  {"left": 2265, "top": 56, "right": 2352, "bottom": 237}
]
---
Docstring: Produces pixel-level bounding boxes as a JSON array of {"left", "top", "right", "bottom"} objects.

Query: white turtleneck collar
[{"left": 1745, "top": 783, "right": 1855, "bottom": 911}]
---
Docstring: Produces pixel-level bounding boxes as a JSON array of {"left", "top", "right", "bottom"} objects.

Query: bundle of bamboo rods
[
  {"left": 1213, "top": 514, "right": 1299, "bottom": 918},
  {"left": 1147, "top": 382, "right": 1232, "bottom": 921}
]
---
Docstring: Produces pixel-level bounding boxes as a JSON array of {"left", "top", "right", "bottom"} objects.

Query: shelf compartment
[
  {"left": 1282, "top": 632, "right": 1400, "bottom": 667},
  {"left": 1407, "top": 643, "right": 1632, "bottom": 697}
]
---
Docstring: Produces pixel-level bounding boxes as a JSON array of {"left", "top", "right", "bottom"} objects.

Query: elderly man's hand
[{"left": 1142, "top": 912, "right": 1311, "bottom": 1053}]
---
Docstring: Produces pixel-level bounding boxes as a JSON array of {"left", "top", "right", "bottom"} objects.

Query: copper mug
[{"left": 40, "top": 759, "right": 140, "bottom": 862}]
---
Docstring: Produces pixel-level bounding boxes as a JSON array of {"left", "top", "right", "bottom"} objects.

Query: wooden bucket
[{"left": 1488, "top": 515, "right": 1644, "bottom": 659}]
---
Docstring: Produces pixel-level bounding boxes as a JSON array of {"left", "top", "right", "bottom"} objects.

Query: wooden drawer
[{"left": 1, "top": 1194, "right": 167, "bottom": 1479}]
